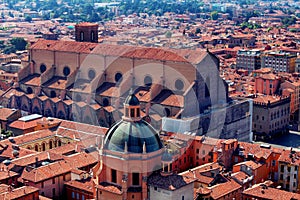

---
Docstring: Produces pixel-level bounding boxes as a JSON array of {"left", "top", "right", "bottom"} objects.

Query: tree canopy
[{"left": 10, "top": 37, "right": 27, "bottom": 51}]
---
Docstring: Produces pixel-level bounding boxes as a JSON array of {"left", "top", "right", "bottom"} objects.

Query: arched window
[
  {"left": 57, "top": 140, "right": 62, "bottom": 147},
  {"left": 40, "top": 64, "right": 46, "bottom": 73},
  {"left": 88, "top": 69, "right": 96, "bottom": 80},
  {"left": 144, "top": 75, "right": 153, "bottom": 86},
  {"left": 50, "top": 90, "right": 56, "bottom": 98},
  {"left": 35, "top": 144, "right": 39, "bottom": 152},
  {"left": 27, "top": 87, "right": 33, "bottom": 94},
  {"left": 115, "top": 72, "right": 123, "bottom": 82},
  {"left": 175, "top": 79, "right": 184, "bottom": 90},
  {"left": 42, "top": 143, "right": 46, "bottom": 151},
  {"left": 164, "top": 108, "right": 171, "bottom": 117},
  {"left": 103, "top": 98, "right": 109, "bottom": 107},
  {"left": 80, "top": 31, "right": 84, "bottom": 41},
  {"left": 63, "top": 66, "right": 70, "bottom": 76},
  {"left": 91, "top": 31, "right": 95, "bottom": 42},
  {"left": 49, "top": 140, "right": 53, "bottom": 149}
]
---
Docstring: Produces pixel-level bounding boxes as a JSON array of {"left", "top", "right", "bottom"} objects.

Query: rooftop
[
  {"left": 147, "top": 171, "right": 195, "bottom": 191},
  {"left": 243, "top": 183, "right": 300, "bottom": 200}
]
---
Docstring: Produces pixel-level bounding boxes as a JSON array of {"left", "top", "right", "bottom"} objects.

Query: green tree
[
  {"left": 165, "top": 31, "right": 172, "bottom": 39},
  {"left": 8, "top": 11, "right": 14, "bottom": 18},
  {"left": 282, "top": 16, "right": 297, "bottom": 26},
  {"left": 211, "top": 11, "right": 218, "bottom": 20},
  {"left": 88, "top": 12, "right": 101, "bottom": 22},
  {"left": 25, "top": 15, "right": 32, "bottom": 22},
  {"left": 3, "top": 46, "right": 16, "bottom": 54},
  {"left": 10, "top": 37, "right": 27, "bottom": 51}
]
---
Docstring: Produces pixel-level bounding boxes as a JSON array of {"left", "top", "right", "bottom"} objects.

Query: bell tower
[{"left": 75, "top": 22, "right": 98, "bottom": 43}]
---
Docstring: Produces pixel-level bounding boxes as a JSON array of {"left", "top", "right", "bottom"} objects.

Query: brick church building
[{"left": 0, "top": 23, "right": 252, "bottom": 141}]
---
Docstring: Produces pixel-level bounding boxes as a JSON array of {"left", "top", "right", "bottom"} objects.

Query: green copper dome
[
  {"left": 124, "top": 93, "right": 140, "bottom": 106},
  {"left": 104, "top": 120, "right": 163, "bottom": 153}
]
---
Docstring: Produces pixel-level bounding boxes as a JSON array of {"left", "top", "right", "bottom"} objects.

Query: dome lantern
[{"left": 123, "top": 89, "right": 141, "bottom": 122}]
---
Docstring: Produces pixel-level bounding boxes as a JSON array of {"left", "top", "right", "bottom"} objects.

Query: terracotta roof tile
[
  {"left": 0, "top": 107, "right": 18, "bottom": 121},
  {"left": 97, "top": 182, "right": 122, "bottom": 195},
  {"left": 64, "top": 178, "right": 93, "bottom": 193},
  {"left": 12, "top": 151, "right": 64, "bottom": 167},
  {"left": 11, "top": 129, "right": 56, "bottom": 145},
  {"left": 234, "top": 160, "right": 262, "bottom": 170},
  {"left": 0, "top": 142, "right": 35, "bottom": 159},
  {"left": 209, "top": 178, "right": 241, "bottom": 199},
  {"left": 30, "top": 39, "right": 208, "bottom": 64},
  {"left": 21, "top": 160, "right": 72, "bottom": 183},
  {"left": 147, "top": 171, "right": 195, "bottom": 191},
  {"left": 63, "top": 152, "right": 98, "bottom": 169},
  {"left": 180, "top": 163, "right": 222, "bottom": 184},
  {"left": 0, "top": 185, "right": 39, "bottom": 199},
  {"left": 243, "top": 183, "right": 300, "bottom": 200},
  {"left": 8, "top": 118, "right": 42, "bottom": 131}
]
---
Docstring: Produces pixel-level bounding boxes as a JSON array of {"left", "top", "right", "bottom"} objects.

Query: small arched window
[
  {"left": 175, "top": 79, "right": 184, "bottom": 90},
  {"left": 103, "top": 98, "right": 109, "bottom": 106},
  {"left": 80, "top": 31, "right": 84, "bottom": 41},
  {"left": 49, "top": 140, "right": 53, "bottom": 149},
  {"left": 40, "top": 64, "right": 47, "bottom": 73},
  {"left": 88, "top": 69, "right": 96, "bottom": 80},
  {"left": 50, "top": 90, "right": 56, "bottom": 98},
  {"left": 91, "top": 31, "right": 95, "bottom": 42},
  {"left": 144, "top": 75, "right": 153, "bottom": 86},
  {"left": 63, "top": 66, "right": 71, "bottom": 76},
  {"left": 115, "top": 72, "right": 123, "bottom": 82},
  {"left": 42, "top": 143, "right": 46, "bottom": 151},
  {"left": 27, "top": 87, "right": 33, "bottom": 94}
]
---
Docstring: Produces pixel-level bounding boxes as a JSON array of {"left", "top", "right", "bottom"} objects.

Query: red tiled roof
[
  {"left": 30, "top": 39, "right": 208, "bottom": 64},
  {"left": 180, "top": 163, "right": 222, "bottom": 184},
  {"left": 278, "top": 149, "right": 300, "bottom": 165},
  {"left": 0, "top": 185, "right": 39, "bottom": 199},
  {"left": 9, "top": 118, "right": 41, "bottom": 131},
  {"left": 231, "top": 171, "right": 250, "bottom": 183},
  {"left": 12, "top": 151, "right": 64, "bottom": 167},
  {"left": 63, "top": 152, "right": 98, "bottom": 169},
  {"left": 253, "top": 95, "right": 286, "bottom": 104},
  {"left": 243, "top": 183, "right": 300, "bottom": 200},
  {"left": 0, "top": 170, "right": 18, "bottom": 181},
  {"left": 96, "top": 182, "right": 122, "bottom": 195},
  {"left": 234, "top": 160, "right": 262, "bottom": 170},
  {"left": 0, "top": 108, "right": 17, "bottom": 121},
  {"left": 0, "top": 142, "right": 35, "bottom": 159},
  {"left": 12, "top": 129, "right": 56, "bottom": 145},
  {"left": 64, "top": 178, "right": 93, "bottom": 193},
  {"left": 147, "top": 171, "right": 195, "bottom": 191},
  {"left": 76, "top": 22, "right": 98, "bottom": 27},
  {"left": 21, "top": 160, "right": 72, "bottom": 183},
  {"left": 209, "top": 179, "right": 241, "bottom": 199}
]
